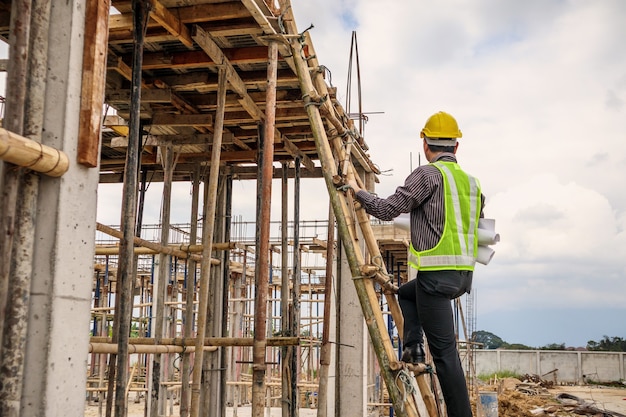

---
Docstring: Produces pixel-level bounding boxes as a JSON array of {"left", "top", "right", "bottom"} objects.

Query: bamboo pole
[
  {"left": 251, "top": 40, "right": 278, "bottom": 417},
  {"left": 89, "top": 336, "right": 300, "bottom": 347},
  {"left": 89, "top": 343, "right": 218, "bottom": 354},
  {"left": 280, "top": 3, "right": 419, "bottom": 415},
  {"left": 149, "top": 145, "right": 174, "bottom": 417},
  {"left": 0, "top": 128, "right": 69, "bottom": 177},
  {"left": 316, "top": 206, "right": 335, "bottom": 417},
  {"left": 280, "top": 160, "right": 290, "bottom": 417},
  {"left": 109, "top": 2, "right": 148, "bottom": 416},
  {"left": 189, "top": 65, "right": 227, "bottom": 417},
  {"left": 180, "top": 169, "right": 200, "bottom": 417},
  {"left": 96, "top": 223, "right": 220, "bottom": 264},
  {"left": 289, "top": 157, "right": 301, "bottom": 416},
  {"left": 94, "top": 242, "right": 237, "bottom": 255}
]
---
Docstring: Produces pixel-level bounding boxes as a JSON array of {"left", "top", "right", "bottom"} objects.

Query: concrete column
[
  {"left": 20, "top": 0, "right": 98, "bottom": 415},
  {"left": 336, "top": 243, "right": 368, "bottom": 417}
]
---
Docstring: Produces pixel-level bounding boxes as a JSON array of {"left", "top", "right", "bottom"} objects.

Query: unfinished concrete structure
[{"left": 0, "top": 1, "right": 476, "bottom": 416}]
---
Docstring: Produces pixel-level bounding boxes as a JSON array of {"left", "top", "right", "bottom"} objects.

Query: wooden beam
[
  {"left": 282, "top": 137, "right": 315, "bottom": 172},
  {"left": 77, "top": 0, "right": 110, "bottom": 167},
  {"left": 147, "top": 0, "right": 194, "bottom": 48}
]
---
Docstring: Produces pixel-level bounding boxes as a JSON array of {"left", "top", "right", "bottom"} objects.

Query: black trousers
[{"left": 398, "top": 270, "right": 473, "bottom": 417}]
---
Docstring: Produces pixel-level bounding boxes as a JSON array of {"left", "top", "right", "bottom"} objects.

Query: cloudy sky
[
  {"left": 287, "top": 0, "right": 626, "bottom": 347},
  {"left": 3, "top": 1, "right": 625, "bottom": 347}
]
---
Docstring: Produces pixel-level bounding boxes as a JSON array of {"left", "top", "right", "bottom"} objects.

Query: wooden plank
[
  {"left": 109, "top": 2, "right": 250, "bottom": 29},
  {"left": 150, "top": 112, "right": 213, "bottom": 127},
  {"left": 153, "top": 132, "right": 235, "bottom": 145},
  {"left": 240, "top": 0, "right": 277, "bottom": 34},
  {"left": 78, "top": 0, "right": 110, "bottom": 167},
  {"left": 106, "top": 88, "right": 173, "bottom": 103}
]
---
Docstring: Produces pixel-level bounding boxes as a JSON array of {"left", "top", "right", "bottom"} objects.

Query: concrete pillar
[
  {"left": 336, "top": 243, "right": 368, "bottom": 417},
  {"left": 20, "top": 0, "right": 98, "bottom": 415}
]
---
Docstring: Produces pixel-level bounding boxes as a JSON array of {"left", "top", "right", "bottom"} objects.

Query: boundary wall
[{"left": 470, "top": 350, "right": 626, "bottom": 384}]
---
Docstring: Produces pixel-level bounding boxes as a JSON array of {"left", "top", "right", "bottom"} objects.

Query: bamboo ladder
[{"left": 280, "top": 3, "right": 439, "bottom": 417}]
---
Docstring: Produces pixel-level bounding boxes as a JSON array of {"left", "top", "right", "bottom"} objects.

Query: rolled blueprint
[
  {"left": 478, "top": 218, "right": 500, "bottom": 245},
  {"left": 476, "top": 245, "right": 495, "bottom": 265}
]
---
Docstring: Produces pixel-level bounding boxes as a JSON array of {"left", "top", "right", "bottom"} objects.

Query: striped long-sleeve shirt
[{"left": 354, "top": 153, "right": 484, "bottom": 252}]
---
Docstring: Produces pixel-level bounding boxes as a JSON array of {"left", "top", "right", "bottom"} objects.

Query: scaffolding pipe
[
  {"left": 281, "top": 4, "right": 418, "bottom": 415},
  {"left": 94, "top": 242, "right": 236, "bottom": 255},
  {"left": 280, "top": 162, "right": 290, "bottom": 417},
  {"left": 150, "top": 145, "right": 174, "bottom": 417},
  {"left": 180, "top": 169, "right": 200, "bottom": 417},
  {"left": 96, "top": 223, "right": 219, "bottom": 264},
  {"left": 109, "top": 2, "right": 148, "bottom": 416},
  {"left": 251, "top": 40, "right": 278, "bottom": 417},
  {"left": 89, "top": 343, "right": 218, "bottom": 354},
  {"left": 219, "top": 174, "right": 233, "bottom": 415},
  {"left": 89, "top": 336, "right": 300, "bottom": 347},
  {"left": 190, "top": 65, "right": 227, "bottom": 417},
  {"left": 289, "top": 157, "right": 301, "bottom": 417},
  {"left": 317, "top": 206, "right": 335, "bottom": 417}
]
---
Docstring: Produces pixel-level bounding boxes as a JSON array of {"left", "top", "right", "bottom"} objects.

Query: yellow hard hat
[{"left": 420, "top": 111, "right": 462, "bottom": 145}]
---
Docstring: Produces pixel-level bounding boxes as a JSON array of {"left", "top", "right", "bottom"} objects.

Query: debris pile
[{"left": 475, "top": 375, "right": 626, "bottom": 417}]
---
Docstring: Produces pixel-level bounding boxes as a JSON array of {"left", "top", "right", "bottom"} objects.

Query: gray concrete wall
[{"left": 471, "top": 349, "right": 626, "bottom": 384}]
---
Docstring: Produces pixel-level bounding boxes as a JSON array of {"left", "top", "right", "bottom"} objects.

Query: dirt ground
[{"left": 85, "top": 384, "right": 626, "bottom": 416}]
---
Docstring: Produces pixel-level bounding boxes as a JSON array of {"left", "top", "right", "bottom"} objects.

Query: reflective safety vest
[{"left": 408, "top": 161, "right": 481, "bottom": 272}]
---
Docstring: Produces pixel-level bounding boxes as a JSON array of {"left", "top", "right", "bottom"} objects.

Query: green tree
[
  {"left": 473, "top": 330, "right": 505, "bottom": 349},
  {"left": 503, "top": 342, "right": 533, "bottom": 350},
  {"left": 587, "top": 336, "right": 626, "bottom": 351},
  {"left": 539, "top": 343, "right": 566, "bottom": 350}
]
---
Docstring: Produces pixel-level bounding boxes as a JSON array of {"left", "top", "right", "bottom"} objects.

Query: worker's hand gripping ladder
[{"left": 281, "top": 3, "right": 439, "bottom": 416}]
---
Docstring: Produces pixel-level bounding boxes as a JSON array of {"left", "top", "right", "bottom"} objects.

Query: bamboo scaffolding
[
  {"left": 88, "top": 343, "right": 218, "bottom": 354},
  {"left": 94, "top": 242, "right": 240, "bottom": 255},
  {"left": 189, "top": 65, "right": 227, "bottom": 417},
  {"left": 96, "top": 222, "right": 220, "bottom": 264},
  {"left": 281, "top": 3, "right": 425, "bottom": 415},
  {"left": 251, "top": 40, "right": 278, "bottom": 417}
]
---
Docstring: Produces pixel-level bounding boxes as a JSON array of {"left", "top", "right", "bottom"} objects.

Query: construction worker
[{"left": 346, "top": 111, "right": 483, "bottom": 417}]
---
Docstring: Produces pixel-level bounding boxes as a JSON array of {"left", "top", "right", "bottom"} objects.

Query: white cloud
[{"left": 292, "top": 0, "right": 626, "bottom": 344}]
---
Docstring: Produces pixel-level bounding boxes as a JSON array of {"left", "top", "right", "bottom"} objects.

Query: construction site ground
[{"left": 84, "top": 384, "right": 626, "bottom": 417}]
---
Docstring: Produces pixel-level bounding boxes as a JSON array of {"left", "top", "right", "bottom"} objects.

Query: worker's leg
[
  {"left": 417, "top": 271, "right": 473, "bottom": 417},
  {"left": 397, "top": 279, "right": 422, "bottom": 347}
]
